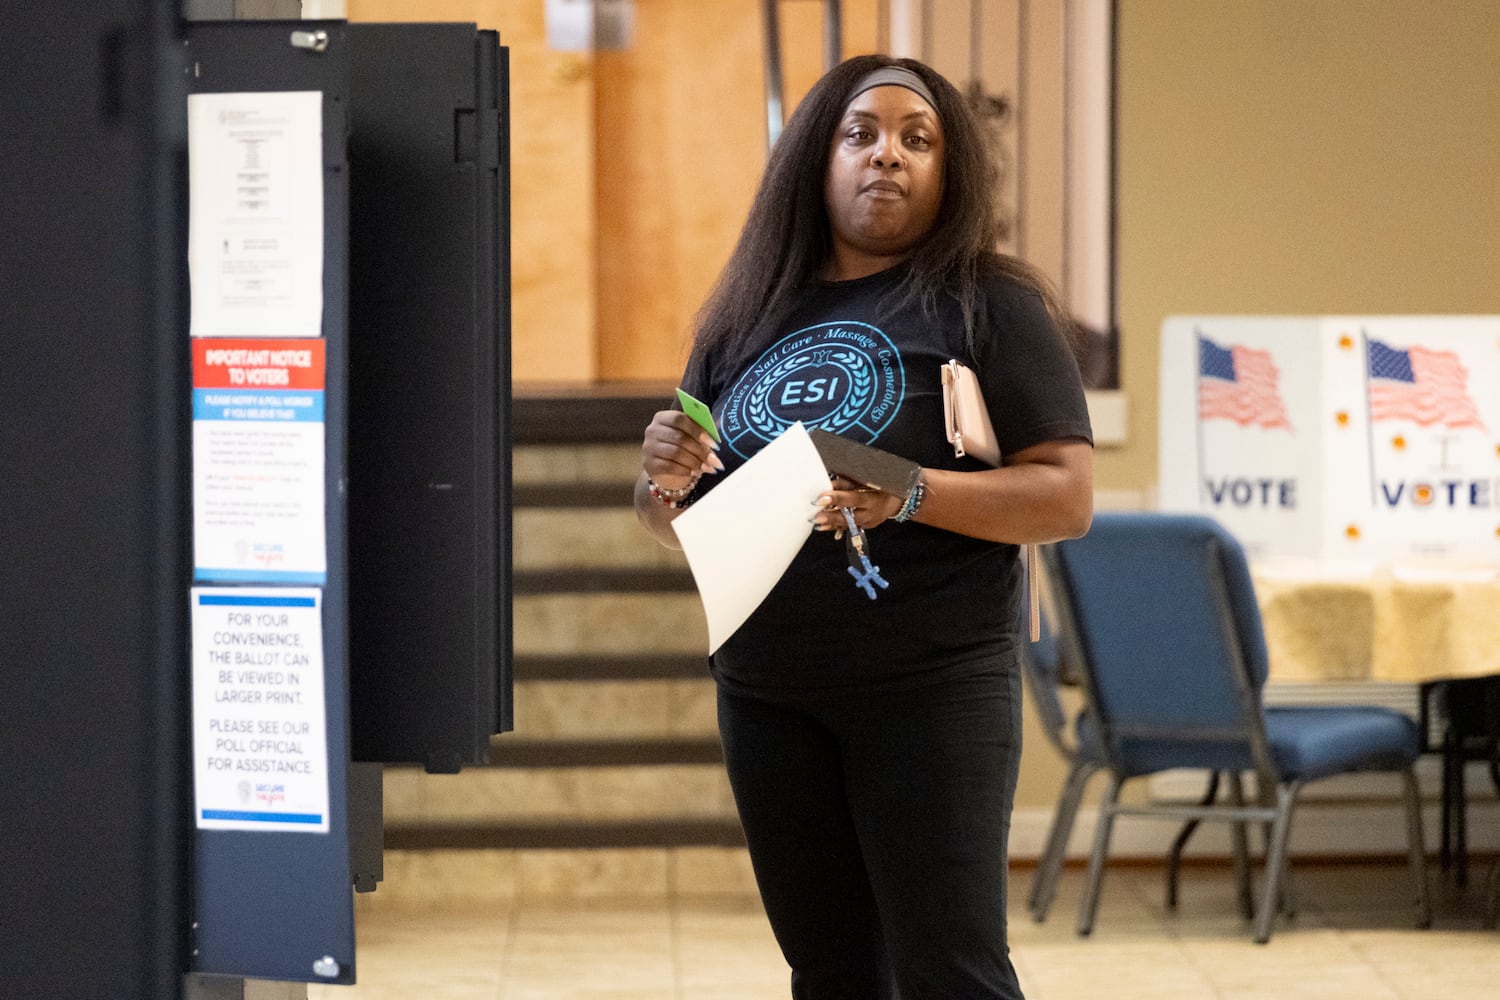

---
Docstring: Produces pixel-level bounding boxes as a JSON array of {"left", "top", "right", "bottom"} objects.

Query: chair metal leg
[
  {"left": 1253, "top": 783, "right": 1299, "bottom": 945},
  {"left": 1440, "top": 727, "right": 1457, "bottom": 876},
  {"left": 1255, "top": 777, "right": 1297, "bottom": 918},
  {"left": 1488, "top": 695, "right": 1500, "bottom": 929},
  {"left": 1165, "top": 771, "right": 1220, "bottom": 911},
  {"left": 1449, "top": 728, "right": 1471, "bottom": 887},
  {"left": 1029, "top": 759, "right": 1098, "bottom": 923},
  {"left": 1401, "top": 766, "right": 1432, "bottom": 929},
  {"left": 1077, "top": 774, "right": 1122, "bottom": 937},
  {"left": 1227, "top": 771, "right": 1253, "bottom": 920},
  {"left": 1276, "top": 841, "right": 1298, "bottom": 919}
]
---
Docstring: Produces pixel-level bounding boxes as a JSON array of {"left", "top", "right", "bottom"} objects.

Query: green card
[{"left": 676, "top": 388, "right": 721, "bottom": 443}]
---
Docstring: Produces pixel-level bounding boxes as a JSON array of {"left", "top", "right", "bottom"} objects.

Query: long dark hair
[{"left": 690, "top": 53, "right": 1071, "bottom": 365}]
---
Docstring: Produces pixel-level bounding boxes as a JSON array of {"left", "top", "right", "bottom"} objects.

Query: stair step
[
  {"left": 487, "top": 737, "right": 722, "bottom": 769},
  {"left": 516, "top": 653, "right": 708, "bottom": 681},
  {"left": 515, "top": 567, "right": 696, "bottom": 594},
  {"left": 513, "top": 442, "right": 642, "bottom": 486},
  {"left": 513, "top": 390, "right": 670, "bottom": 445},
  {"left": 383, "top": 761, "right": 736, "bottom": 827},
  {"left": 384, "top": 818, "right": 746, "bottom": 850},
  {"left": 513, "top": 592, "right": 707, "bottom": 655},
  {"left": 512, "top": 675, "right": 715, "bottom": 741},
  {"left": 370, "top": 845, "right": 759, "bottom": 903},
  {"left": 515, "top": 482, "right": 633, "bottom": 508}
]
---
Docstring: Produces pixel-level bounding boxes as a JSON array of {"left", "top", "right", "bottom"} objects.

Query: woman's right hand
[{"left": 640, "top": 410, "right": 724, "bottom": 489}]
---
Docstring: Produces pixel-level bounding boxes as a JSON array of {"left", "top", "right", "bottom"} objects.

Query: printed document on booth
[{"left": 187, "top": 90, "right": 324, "bottom": 338}]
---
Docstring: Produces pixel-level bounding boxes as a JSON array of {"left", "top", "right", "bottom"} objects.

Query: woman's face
[{"left": 823, "top": 83, "right": 945, "bottom": 279}]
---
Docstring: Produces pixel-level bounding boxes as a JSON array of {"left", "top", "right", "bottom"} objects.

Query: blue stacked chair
[
  {"left": 1021, "top": 583, "right": 1237, "bottom": 923},
  {"left": 1042, "top": 512, "right": 1430, "bottom": 943}
]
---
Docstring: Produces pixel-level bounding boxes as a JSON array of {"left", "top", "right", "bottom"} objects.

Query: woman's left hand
[{"left": 810, "top": 477, "right": 904, "bottom": 534}]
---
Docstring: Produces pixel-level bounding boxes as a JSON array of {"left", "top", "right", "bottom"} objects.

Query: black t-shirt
[{"left": 680, "top": 262, "right": 1093, "bottom": 695}]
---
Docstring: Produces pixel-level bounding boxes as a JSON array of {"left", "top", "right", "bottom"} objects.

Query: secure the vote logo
[{"left": 718, "top": 321, "right": 906, "bottom": 458}]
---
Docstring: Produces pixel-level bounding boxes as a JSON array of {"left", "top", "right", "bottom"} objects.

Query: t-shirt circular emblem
[{"left": 719, "top": 321, "right": 906, "bottom": 458}]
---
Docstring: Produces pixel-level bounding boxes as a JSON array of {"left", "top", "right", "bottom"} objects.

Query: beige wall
[
  {"left": 1015, "top": 0, "right": 1500, "bottom": 810},
  {"left": 1108, "top": 0, "right": 1500, "bottom": 499}
]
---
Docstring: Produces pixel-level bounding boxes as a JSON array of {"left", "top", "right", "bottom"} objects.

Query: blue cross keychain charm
[{"left": 840, "top": 506, "right": 889, "bottom": 600}]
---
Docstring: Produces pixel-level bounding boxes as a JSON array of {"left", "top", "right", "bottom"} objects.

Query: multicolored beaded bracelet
[
  {"left": 647, "top": 474, "right": 701, "bottom": 509},
  {"left": 892, "top": 477, "right": 927, "bottom": 523}
]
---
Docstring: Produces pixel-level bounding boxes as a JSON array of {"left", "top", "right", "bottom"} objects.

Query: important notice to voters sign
[
  {"left": 192, "top": 338, "right": 327, "bottom": 583},
  {"left": 192, "top": 587, "right": 329, "bottom": 833}
]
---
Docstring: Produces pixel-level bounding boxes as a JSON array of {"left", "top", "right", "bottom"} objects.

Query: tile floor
[{"left": 308, "top": 854, "right": 1500, "bottom": 1000}]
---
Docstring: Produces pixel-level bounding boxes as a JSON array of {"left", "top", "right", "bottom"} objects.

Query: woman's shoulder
[
  {"left": 975, "top": 253, "right": 1051, "bottom": 311},
  {"left": 967, "top": 255, "right": 1083, "bottom": 368},
  {"left": 966, "top": 258, "right": 1060, "bottom": 350}
]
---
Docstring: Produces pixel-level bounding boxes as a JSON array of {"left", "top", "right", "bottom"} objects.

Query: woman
[{"left": 635, "top": 54, "right": 1092, "bottom": 999}]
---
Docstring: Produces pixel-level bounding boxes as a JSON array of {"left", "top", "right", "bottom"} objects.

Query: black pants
[{"left": 717, "top": 664, "right": 1026, "bottom": 1000}]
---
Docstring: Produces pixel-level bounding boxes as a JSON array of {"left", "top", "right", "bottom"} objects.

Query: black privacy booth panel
[{"left": 183, "top": 19, "right": 511, "bottom": 985}]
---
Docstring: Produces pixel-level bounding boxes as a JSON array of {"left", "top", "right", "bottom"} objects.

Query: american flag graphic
[
  {"left": 1366, "top": 338, "right": 1484, "bottom": 429},
  {"left": 1197, "top": 335, "right": 1292, "bottom": 429}
]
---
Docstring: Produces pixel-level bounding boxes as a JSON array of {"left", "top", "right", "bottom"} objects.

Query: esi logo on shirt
[{"left": 718, "top": 321, "right": 906, "bottom": 458}]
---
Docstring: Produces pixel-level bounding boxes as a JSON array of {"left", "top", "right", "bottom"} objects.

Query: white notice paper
[
  {"left": 191, "top": 587, "right": 329, "bottom": 833},
  {"left": 188, "top": 90, "right": 324, "bottom": 338},
  {"left": 191, "top": 338, "right": 327, "bottom": 584},
  {"left": 671, "top": 422, "right": 831, "bottom": 654}
]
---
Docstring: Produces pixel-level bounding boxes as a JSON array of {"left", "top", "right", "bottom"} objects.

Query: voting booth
[
  {"left": 184, "top": 20, "right": 512, "bottom": 988},
  {"left": 1159, "top": 316, "right": 1500, "bottom": 567}
]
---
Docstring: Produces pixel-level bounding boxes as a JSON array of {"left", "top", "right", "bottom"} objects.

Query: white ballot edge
[{"left": 671, "top": 422, "right": 830, "bottom": 654}]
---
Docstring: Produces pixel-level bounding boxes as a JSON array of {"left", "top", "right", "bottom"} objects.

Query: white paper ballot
[
  {"left": 188, "top": 90, "right": 325, "bottom": 338},
  {"left": 672, "top": 422, "right": 831, "bottom": 654}
]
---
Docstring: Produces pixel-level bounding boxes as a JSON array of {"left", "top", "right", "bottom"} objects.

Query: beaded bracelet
[
  {"left": 647, "top": 474, "right": 701, "bottom": 509},
  {"left": 892, "top": 477, "right": 927, "bottom": 523}
]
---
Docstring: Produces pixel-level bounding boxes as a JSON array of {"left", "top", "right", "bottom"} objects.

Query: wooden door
[
  {"left": 350, "top": 0, "right": 597, "bottom": 382},
  {"left": 350, "top": 0, "right": 880, "bottom": 383}
]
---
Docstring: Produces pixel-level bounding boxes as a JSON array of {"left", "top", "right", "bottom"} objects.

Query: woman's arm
[
  {"left": 811, "top": 437, "right": 1093, "bottom": 544},
  {"left": 635, "top": 409, "right": 723, "bottom": 550},
  {"left": 917, "top": 438, "right": 1093, "bottom": 542}
]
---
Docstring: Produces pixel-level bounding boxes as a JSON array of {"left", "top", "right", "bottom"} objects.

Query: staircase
[{"left": 380, "top": 388, "right": 748, "bottom": 884}]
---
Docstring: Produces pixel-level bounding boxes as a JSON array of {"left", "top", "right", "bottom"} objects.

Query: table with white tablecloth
[
  {"left": 1253, "top": 567, "right": 1500, "bottom": 685},
  {"left": 1252, "top": 565, "right": 1500, "bottom": 884}
]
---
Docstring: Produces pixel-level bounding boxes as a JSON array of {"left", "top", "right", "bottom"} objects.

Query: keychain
[{"left": 840, "top": 506, "right": 889, "bottom": 600}]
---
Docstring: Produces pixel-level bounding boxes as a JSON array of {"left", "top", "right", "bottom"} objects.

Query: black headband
[{"left": 846, "top": 67, "right": 939, "bottom": 114}]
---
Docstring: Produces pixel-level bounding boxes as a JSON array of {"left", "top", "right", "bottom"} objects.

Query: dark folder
[{"left": 808, "top": 428, "right": 922, "bottom": 499}]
